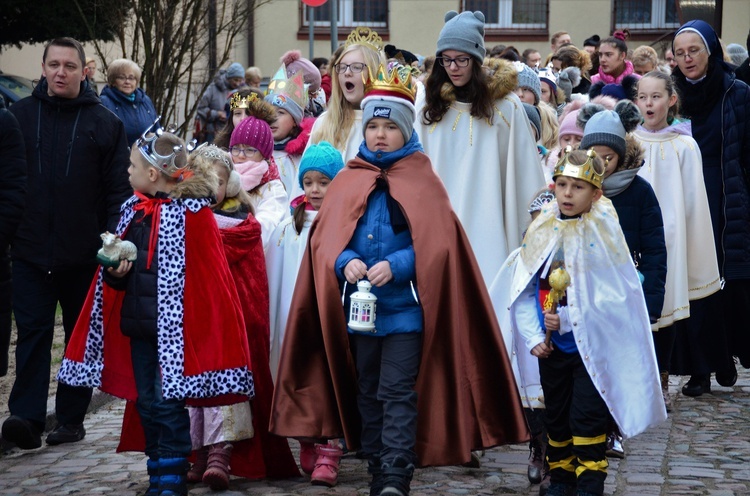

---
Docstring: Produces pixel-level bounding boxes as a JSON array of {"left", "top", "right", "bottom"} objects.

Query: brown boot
[
  {"left": 202, "top": 443, "right": 233, "bottom": 490},
  {"left": 660, "top": 371, "right": 672, "bottom": 413},
  {"left": 186, "top": 446, "right": 208, "bottom": 483}
]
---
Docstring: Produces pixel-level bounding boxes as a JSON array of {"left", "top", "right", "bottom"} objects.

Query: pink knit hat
[
  {"left": 282, "top": 50, "right": 321, "bottom": 94},
  {"left": 230, "top": 116, "right": 274, "bottom": 159},
  {"left": 558, "top": 110, "right": 583, "bottom": 139}
]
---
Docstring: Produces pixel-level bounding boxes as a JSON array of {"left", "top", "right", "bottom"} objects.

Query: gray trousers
[{"left": 350, "top": 332, "right": 422, "bottom": 465}]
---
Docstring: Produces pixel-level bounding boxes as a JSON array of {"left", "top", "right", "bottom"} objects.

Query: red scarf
[{"left": 133, "top": 192, "right": 172, "bottom": 269}]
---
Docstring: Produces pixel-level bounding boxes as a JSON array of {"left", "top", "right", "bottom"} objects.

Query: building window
[
  {"left": 302, "top": 0, "right": 388, "bottom": 30},
  {"left": 614, "top": 0, "right": 679, "bottom": 30},
  {"left": 462, "top": 0, "right": 548, "bottom": 30}
]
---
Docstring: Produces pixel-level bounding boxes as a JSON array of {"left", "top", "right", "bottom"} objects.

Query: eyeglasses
[
  {"left": 437, "top": 56, "right": 471, "bottom": 68},
  {"left": 674, "top": 47, "right": 707, "bottom": 61},
  {"left": 115, "top": 75, "right": 137, "bottom": 82},
  {"left": 334, "top": 62, "right": 367, "bottom": 74},
  {"left": 229, "top": 146, "right": 260, "bottom": 158}
]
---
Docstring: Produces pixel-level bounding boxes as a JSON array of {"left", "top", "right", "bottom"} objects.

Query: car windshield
[{"left": 0, "top": 75, "right": 34, "bottom": 101}]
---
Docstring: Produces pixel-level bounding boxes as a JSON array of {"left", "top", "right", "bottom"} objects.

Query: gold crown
[
  {"left": 345, "top": 26, "right": 384, "bottom": 52},
  {"left": 229, "top": 92, "right": 261, "bottom": 111},
  {"left": 362, "top": 64, "right": 417, "bottom": 103},
  {"left": 553, "top": 147, "right": 604, "bottom": 189}
]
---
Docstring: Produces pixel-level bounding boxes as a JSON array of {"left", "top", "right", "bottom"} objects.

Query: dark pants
[
  {"left": 652, "top": 324, "right": 676, "bottom": 373},
  {"left": 350, "top": 332, "right": 422, "bottom": 465},
  {"left": 0, "top": 246, "right": 13, "bottom": 376},
  {"left": 539, "top": 349, "right": 609, "bottom": 495},
  {"left": 130, "top": 337, "right": 191, "bottom": 459},
  {"left": 9, "top": 260, "right": 95, "bottom": 430}
]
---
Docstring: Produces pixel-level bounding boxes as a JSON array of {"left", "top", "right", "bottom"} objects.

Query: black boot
[
  {"left": 716, "top": 359, "right": 738, "bottom": 387},
  {"left": 380, "top": 456, "right": 415, "bottom": 496},
  {"left": 682, "top": 374, "right": 710, "bottom": 397},
  {"left": 528, "top": 435, "right": 545, "bottom": 484},
  {"left": 368, "top": 456, "right": 384, "bottom": 496}
]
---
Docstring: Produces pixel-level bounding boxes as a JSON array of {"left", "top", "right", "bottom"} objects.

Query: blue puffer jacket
[
  {"left": 100, "top": 86, "right": 157, "bottom": 146},
  {"left": 602, "top": 136, "right": 667, "bottom": 323},
  {"left": 335, "top": 134, "right": 424, "bottom": 336},
  {"left": 676, "top": 62, "right": 750, "bottom": 280}
]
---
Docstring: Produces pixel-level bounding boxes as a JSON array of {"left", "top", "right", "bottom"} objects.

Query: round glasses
[
  {"left": 334, "top": 62, "right": 367, "bottom": 74},
  {"left": 674, "top": 47, "right": 706, "bottom": 61},
  {"left": 115, "top": 75, "right": 137, "bottom": 82},
  {"left": 437, "top": 56, "right": 471, "bottom": 68},
  {"left": 229, "top": 146, "right": 260, "bottom": 158}
]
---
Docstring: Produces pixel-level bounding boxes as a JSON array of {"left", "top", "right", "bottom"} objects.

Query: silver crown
[
  {"left": 136, "top": 117, "right": 197, "bottom": 178},
  {"left": 192, "top": 143, "right": 233, "bottom": 171},
  {"left": 528, "top": 189, "right": 555, "bottom": 214}
]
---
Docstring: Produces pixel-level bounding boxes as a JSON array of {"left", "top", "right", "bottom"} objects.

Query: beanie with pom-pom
[
  {"left": 281, "top": 50, "right": 322, "bottom": 93},
  {"left": 437, "top": 10, "right": 486, "bottom": 63},
  {"left": 579, "top": 100, "right": 641, "bottom": 159},
  {"left": 557, "top": 66, "right": 581, "bottom": 102}
]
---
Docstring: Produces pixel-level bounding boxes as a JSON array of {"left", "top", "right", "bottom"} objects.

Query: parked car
[{"left": 0, "top": 74, "right": 34, "bottom": 105}]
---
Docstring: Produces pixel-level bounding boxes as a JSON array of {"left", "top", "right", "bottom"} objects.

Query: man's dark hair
[{"left": 43, "top": 38, "right": 86, "bottom": 67}]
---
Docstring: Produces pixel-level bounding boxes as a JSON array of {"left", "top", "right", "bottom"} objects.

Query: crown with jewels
[
  {"left": 362, "top": 64, "right": 417, "bottom": 104},
  {"left": 553, "top": 146, "right": 604, "bottom": 189},
  {"left": 229, "top": 91, "right": 261, "bottom": 111},
  {"left": 136, "top": 117, "right": 196, "bottom": 179},
  {"left": 191, "top": 143, "right": 233, "bottom": 171},
  {"left": 345, "top": 26, "right": 384, "bottom": 53},
  {"left": 266, "top": 63, "right": 308, "bottom": 110}
]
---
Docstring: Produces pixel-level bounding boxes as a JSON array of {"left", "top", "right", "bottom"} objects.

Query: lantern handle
[
  {"left": 341, "top": 281, "right": 347, "bottom": 306},
  {"left": 410, "top": 280, "right": 419, "bottom": 304}
]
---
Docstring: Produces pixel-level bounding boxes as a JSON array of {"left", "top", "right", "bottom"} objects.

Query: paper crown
[
  {"left": 266, "top": 63, "right": 308, "bottom": 109},
  {"left": 345, "top": 26, "right": 384, "bottom": 52},
  {"left": 362, "top": 64, "right": 417, "bottom": 104},
  {"left": 553, "top": 146, "right": 604, "bottom": 189},
  {"left": 229, "top": 91, "right": 261, "bottom": 111},
  {"left": 136, "top": 117, "right": 196, "bottom": 179}
]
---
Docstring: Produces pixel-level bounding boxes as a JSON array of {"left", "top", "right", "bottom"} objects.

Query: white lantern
[{"left": 348, "top": 280, "right": 377, "bottom": 332}]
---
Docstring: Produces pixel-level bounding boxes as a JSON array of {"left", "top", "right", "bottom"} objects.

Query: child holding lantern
[
  {"left": 496, "top": 148, "right": 666, "bottom": 496},
  {"left": 270, "top": 65, "right": 529, "bottom": 496}
]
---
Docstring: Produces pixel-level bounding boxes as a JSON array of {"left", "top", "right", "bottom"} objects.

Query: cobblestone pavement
[{"left": 1, "top": 370, "right": 749, "bottom": 496}]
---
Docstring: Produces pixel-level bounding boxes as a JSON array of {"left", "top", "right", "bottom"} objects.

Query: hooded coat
[
  {"left": 269, "top": 151, "right": 530, "bottom": 467},
  {"left": 9, "top": 78, "right": 131, "bottom": 270},
  {"left": 197, "top": 69, "right": 235, "bottom": 134}
]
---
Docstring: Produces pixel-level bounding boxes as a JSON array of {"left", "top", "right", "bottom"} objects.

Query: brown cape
[{"left": 269, "top": 151, "right": 529, "bottom": 467}]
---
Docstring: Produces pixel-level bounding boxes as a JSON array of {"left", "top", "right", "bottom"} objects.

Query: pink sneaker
[
  {"left": 310, "top": 445, "right": 342, "bottom": 487},
  {"left": 299, "top": 441, "right": 317, "bottom": 475}
]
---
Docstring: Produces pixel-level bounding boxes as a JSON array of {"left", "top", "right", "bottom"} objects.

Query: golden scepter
[{"left": 543, "top": 266, "right": 571, "bottom": 346}]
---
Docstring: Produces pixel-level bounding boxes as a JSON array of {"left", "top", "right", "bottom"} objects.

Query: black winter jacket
[
  {"left": 10, "top": 78, "right": 131, "bottom": 270},
  {"left": 0, "top": 99, "right": 27, "bottom": 248},
  {"left": 603, "top": 136, "right": 667, "bottom": 323},
  {"left": 675, "top": 62, "right": 750, "bottom": 280}
]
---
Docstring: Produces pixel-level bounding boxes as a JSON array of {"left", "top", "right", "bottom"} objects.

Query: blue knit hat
[
  {"left": 514, "top": 62, "right": 541, "bottom": 104},
  {"left": 226, "top": 62, "right": 245, "bottom": 79},
  {"left": 298, "top": 141, "right": 344, "bottom": 188},
  {"left": 673, "top": 20, "right": 721, "bottom": 62},
  {"left": 437, "top": 11, "right": 486, "bottom": 63}
]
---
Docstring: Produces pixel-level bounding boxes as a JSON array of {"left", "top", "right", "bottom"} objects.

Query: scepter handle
[{"left": 543, "top": 303, "right": 558, "bottom": 346}]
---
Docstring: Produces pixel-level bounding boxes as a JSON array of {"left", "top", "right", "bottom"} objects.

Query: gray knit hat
[
  {"left": 226, "top": 62, "right": 245, "bottom": 79},
  {"left": 580, "top": 110, "right": 627, "bottom": 159},
  {"left": 727, "top": 43, "right": 748, "bottom": 67},
  {"left": 514, "top": 62, "right": 541, "bottom": 104},
  {"left": 437, "top": 11, "right": 486, "bottom": 63},
  {"left": 361, "top": 95, "right": 416, "bottom": 144}
]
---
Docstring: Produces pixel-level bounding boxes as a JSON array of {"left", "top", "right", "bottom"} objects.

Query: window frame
[
  {"left": 612, "top": 0, "right": 724, "bottom": 40},
  {"left": 298, "top": 0, "right": 390, "bottom": 42},
  {"left": 460, "top": 0, "right": 549, "bottom": 41}
]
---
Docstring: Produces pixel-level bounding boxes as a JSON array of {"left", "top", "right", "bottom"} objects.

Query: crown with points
[
  {"left": 229, "top": 91, "right": 261, "bottom": 111},
  {"left": 136, "top": 117, "right": 196, "bottom": 179},
  {"left": 345, "top": 26, "right": 384, "bottom": 53},
  {"left": 191, "top": 143, "right": 233, "bottom": 171},
  {"left": 362, "top": 64, "right": 417, "bottom": 104},
  {"left": 553, "top": 146, "right": 604, "bottom": 189},
  {"left": 266, "top": 63, "right": 308, "bottom": 109}
]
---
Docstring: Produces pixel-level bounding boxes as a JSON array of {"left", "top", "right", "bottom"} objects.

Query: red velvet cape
[
  {"left": 269, "top": 151, "right": 530, "bottom": 467},
  {"left": 118, "top": 216, "right": 299, "bottom": 479}
]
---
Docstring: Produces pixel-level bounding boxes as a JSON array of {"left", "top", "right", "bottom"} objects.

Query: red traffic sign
[{"left": 302, "top": 0, "right": 328, "bottom": 6}]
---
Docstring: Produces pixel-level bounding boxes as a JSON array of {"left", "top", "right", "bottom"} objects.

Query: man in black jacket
[
  {"left": 0, "top": 96, "right": 27, "bottom": 378},
  {"left": 1, "top": 38, "right": 131, "bottom": 450}
]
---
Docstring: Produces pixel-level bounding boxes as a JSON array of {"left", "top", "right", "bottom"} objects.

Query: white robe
[
  {"left": 272, "top": 148, "right": 303, "bottom": 200},
  {"left": 265, "top": 210, "right": 316, "bottom": 382},
  {"left": 307, "top": 109, "right": 363, "bottom": 164},
  {"left": 248, "top": 178, "right": 289, "bottom": 251},
  {"left": 490, "top": 198, "right": 667, "bottom": 438},
  {"left": 635, "top": 126, "right": 721, "bottom": 328},
  {"left": 416, "top": 92, "right": 545, "bottom": 284}
]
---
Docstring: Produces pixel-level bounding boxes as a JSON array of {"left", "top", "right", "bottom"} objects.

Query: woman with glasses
[
  {"left": 417, "top": 10, "right": 544, "bottom": 283},
  {"left": 100, "top": 59, "right": 157, "bottom": 146},
  {"left": 308, "top": 27, "right": 386, "bottom": 162},
  {"left": 670, "top": 20, "right": 750, "bottom": 397}
]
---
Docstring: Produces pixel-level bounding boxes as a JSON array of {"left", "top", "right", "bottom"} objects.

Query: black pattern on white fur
[{"left": 57, "top": 196, "right": 255, "bottom": 400}]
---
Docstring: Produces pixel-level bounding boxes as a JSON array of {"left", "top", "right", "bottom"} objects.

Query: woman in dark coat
[
  {"left": 100, "top": 58, "right": 158, "bottom": 146},
  {"left": 670, "top": 20, "right": 750, "bottom": 396}
]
